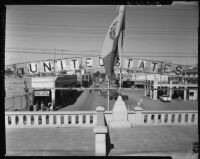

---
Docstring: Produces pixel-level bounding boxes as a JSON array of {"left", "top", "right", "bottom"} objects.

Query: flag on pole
[{"left": 102, "top": 5, "right": 126, "bottom": 82}]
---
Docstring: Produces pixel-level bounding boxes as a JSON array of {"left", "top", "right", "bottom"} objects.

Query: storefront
[
  {"left": 144, "top": 80, "right": 198, "bottom": 101},
  {"left": 33, "top": 89, "right": 52, "bottom": 109}
]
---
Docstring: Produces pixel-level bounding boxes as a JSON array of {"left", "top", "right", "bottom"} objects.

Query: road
[
  {"left": 59, "top": 88, "right": 198, "bottom": 111},
  {"left": 60, "top": 90, "right": 116, "bottom": 111}
]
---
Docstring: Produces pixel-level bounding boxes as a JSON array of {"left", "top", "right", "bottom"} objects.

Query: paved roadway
[
  {"left": 59, "top": 89, "right": 198, "bottom": 111},
  {"left": 6, "top": 126, "right": 198, "bottom": 157}
]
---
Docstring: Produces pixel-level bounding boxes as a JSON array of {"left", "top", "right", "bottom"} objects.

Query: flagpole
[
  {"left": 119, "top": 5, "right": 125, "bottom": 94},
  {"left": 120, "top": 48, "right": 123, "bottom": 93},
  {"left": 107, "top": 78, "right": 110, "bottom": 111}
]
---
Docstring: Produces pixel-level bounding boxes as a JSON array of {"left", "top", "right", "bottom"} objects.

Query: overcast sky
[{"left": 5, "top": 4, "right": 198, "bottom": 66}]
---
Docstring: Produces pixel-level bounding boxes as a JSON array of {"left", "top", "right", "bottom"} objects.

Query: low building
[
  {"left": 144, "top": 79, "right": 198, "bottom": 101},
  {"left": 31, "top": 75, "right": 78, "bottom": 108}
]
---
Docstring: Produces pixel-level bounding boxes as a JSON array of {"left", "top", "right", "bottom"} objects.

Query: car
[
  {"left": 159, "top": 95, "right": 171, "bottom": 102},
  {"left": 122, "top": 94, "right": 128, "bottom": 100}
]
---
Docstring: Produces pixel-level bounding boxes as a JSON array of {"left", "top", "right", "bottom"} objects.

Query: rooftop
[{"left": 6, "top": 126, "right": 198, "bottom": 156}]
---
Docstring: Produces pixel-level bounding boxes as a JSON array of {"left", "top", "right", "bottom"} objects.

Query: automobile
[
  {"left": 102, "top": 90, "right": 128, "bottom": 101},
  {"left": 121, "top": 94, "right": 128, "bottom": 100},
  {"left": 159, "top": 95, "right": 171, "bottom": 102}
]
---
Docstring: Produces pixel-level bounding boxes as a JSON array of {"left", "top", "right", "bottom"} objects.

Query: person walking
[
  {"left": 50, "top": 103, "right": 54, "bottom": 111},
  {"left": 40, "top": 101, "right": 44, "bottom": 111},
  {"left": 47, "top": 102, "right": 51, "bottom": 111}
]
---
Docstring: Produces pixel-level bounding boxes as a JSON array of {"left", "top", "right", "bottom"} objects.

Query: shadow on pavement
[
  {"left": 55, "top": 90, "right": 83, "bottom": 110},
  {"left": 104, "top": 116, "right": 114, "bottom": 156}
]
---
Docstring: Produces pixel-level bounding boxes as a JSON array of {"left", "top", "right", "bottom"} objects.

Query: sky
[{"left": 5, "top": 4, "right": 198, "bottom": 66}]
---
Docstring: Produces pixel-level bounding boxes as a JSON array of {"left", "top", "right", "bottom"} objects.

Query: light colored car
[{"left": 159, "top": 95, "right": 171, "bottom": 102}]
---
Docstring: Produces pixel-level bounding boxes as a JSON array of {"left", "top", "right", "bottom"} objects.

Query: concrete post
[
  {"left": 93, "top": 106, "right": 108, "bottom": 156},
  {"left": 153, "top": 80, "right": 158, "bottom": 100},
  {"left": 150, "top": 87, "right": 153, "bottom": 99},
  {"left": 169, "top": 81, "right": 173, "bottom": 100},
  {"left": 133, "top": 103, "right": 144, "bottom": 125},
  {"left": 184, "top": 81, "right": 187, "bottom": 101},
  {"left": 51, "top": 89, "right": 56, "bottom": 107},
  {"left": 144, "top": 81, "right": 147, "bottom": 96}
]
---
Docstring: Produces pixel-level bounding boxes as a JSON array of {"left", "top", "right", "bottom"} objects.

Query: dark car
[
  {"left": 102, "top": 90, "right": 128, "bottom": 101},
  {"left": 122, "top": 94, "right": 128, "bottom": 100}
]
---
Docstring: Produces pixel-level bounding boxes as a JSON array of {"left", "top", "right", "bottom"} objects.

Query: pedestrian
[
  {"left": 41, "top": 101, "right": 44, "bottom": 111},
  {"left": 47, "top": 102, "right": 51, "bottom": 111},
  {"left": 33, "top": 104, "right": 37, "bottom": 111},
  {"left": 50, "top": 104, "right": 53, "bottom": 111}
]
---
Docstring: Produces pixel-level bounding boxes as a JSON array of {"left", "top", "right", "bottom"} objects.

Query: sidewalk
[
  {"left": 108, "top": 126, "right": 198, "bottom": 157},
  {"left": 6, "top": 128, "right": 95, "bottom": 156},
  {"left": 6, "top": 126, "right": 198, "bottom": 156}
]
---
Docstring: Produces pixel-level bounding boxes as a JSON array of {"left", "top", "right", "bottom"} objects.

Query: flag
[{"left": 102, "top": 5, "right": 126, "bottom": 82}]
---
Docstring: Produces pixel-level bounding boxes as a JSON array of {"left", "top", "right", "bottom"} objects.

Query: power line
[{"left": 5, "top": 50, "right": 198, "bottom": 56}]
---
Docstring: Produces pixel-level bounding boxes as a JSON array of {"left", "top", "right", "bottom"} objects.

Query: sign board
[
  {"left": 34, "top": 90, "right": 50, "bottom": 96},
  {"left": 24, "top": 56, "right": 189, "bottom": 76}
]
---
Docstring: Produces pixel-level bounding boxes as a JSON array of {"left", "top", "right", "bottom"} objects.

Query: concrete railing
[
  {"left": 5, "top": 111, "right": 97, "bottom": 128},
  {"left": 140, "top": 110, "right": 198, "bottom": 126},
  {"left": 104, "top": 110, "right": 198, "bottom": 126},
  {"left": 5, "top": 110, "right": 197, "bottom": 128}
]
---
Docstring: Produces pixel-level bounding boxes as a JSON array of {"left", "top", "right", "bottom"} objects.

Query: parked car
[{"left": 159, "top": 95, "right": 171, "bottom": 102}]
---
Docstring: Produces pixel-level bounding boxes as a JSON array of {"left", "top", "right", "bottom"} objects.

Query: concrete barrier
[{"left": 93, "top": 106, "right": 108, "bottom": 156}]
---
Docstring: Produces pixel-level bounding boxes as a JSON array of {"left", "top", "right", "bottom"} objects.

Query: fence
[
  {"left": 5, "top": 94, "right": 28, "bottom": 111},
  {"left": 5, "top": 110, "right": 197, "bottom": 128}
]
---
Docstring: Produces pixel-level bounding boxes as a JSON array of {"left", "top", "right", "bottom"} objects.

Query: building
[
  {"left": 31, "top": 75, "right": 78, "bottom": 109},
  {"left": 144, "top": 78, "right": 198, "bottom": 101}
]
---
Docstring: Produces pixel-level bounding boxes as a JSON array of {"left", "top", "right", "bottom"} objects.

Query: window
[{"left": 189, "top": 92, "right": 194, "bottom": 96}]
